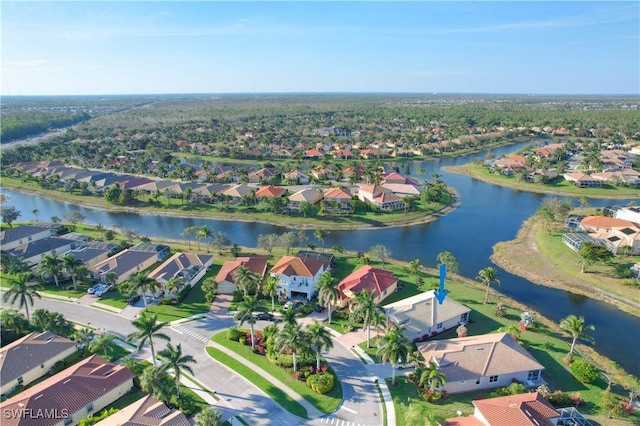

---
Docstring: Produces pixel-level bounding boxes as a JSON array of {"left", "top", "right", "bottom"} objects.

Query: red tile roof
[
  {"left": 215, "top": 257, "right": 269, "bottom": 283},
  {"left": 324, "top": 187, "right": 352, "bottom": 200},
  {"left": 472, "top": 392, "right": 559, "bottom": 426},
  {"left": 255, "top": 185, "right": 286, "bottom": 198},
  {"left": 337, "top": 265, "right": 397, "bottom": 299},
  {"left": 270, "top": 256, "right": 330, "bottom": 278}
]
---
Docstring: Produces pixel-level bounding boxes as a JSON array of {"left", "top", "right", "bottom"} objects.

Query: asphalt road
[{"left": 7, "top": 297, "right": 385, "bottom": 426}]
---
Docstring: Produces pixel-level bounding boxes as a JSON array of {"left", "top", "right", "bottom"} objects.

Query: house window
[
  {"left": 87, "top": 403, "right": 94, "bottom": 413},
  {"left": 41, "top": 364, "right": 45, "bottom": 369},
  {"left": 17, "top": 377, "right": 23, "bottom": 385},
  {"left": 527, "top": 370, "right": 540, "bottom": 381},
  {"left": 489, "top": 375, "right": 498, "bottom": 383},
  {"left": 475, "top": 378, "right": 481, "bottom": 385},
  {"left": 28, "top": 236, "right": 33, "bottom": 241},
  {"left": 437, "top": 322, "right": 443, "bottom": 330},
  {"left": 460, "top": 313, "right": 468, "bottom": 322}
]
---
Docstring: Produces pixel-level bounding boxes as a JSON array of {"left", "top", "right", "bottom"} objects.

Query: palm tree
[
  {"left": 140, "top": 365, "right": 173, "bottom": 405},
  {"left": 32, "top": 209, "right": 40, "bottom": 222},
  {"left": 164, "top": 277, "right": 183, "bottom": 297},
  {"left": 350, "top": 290, "right": 379, "bottom": 348},
  {"left": 316, "top": 272, "right": 339, "bottom": 324},
  {"left": 314, "top": 229, "right": 327, "bottom": 253},
  {"left": 234, "top": 266, "right": 261, "bottom": 297},
  {"left": 89, "top": 333, "right": 117, "bottom": 356},
  {"left": 559, "top": 314, "right": 595, "bottom": 359},
  {"left": 275, "top": 322, "right": 307, "bottom": 373},
  {"left": 476, "top": 266, "right": 501, "bottom": 304},
  {"left": 158, "top": 342, "right": 196, "bottom": 397},
  {"left": 3, "top": 272, "right": 40, "bottom": 324},
  {"left": 61, "top": 253, "right": 83, "bottom": 291},
  {"left": 376, "top": 327, "right": 411, "bottom": 386},
  {"left": 127, "top": 310, "right": 170, "bottom": 365},
  {"left": 262, "top": 275, "right": 279, "bottom": 312},
  {"left": 198, "top": 225, "right": 213, "bottom": 252},
  {"left": 234, "top": 296, "right": 262, "bottom": 350},
  {"left": 418, "top": 361, "right": 447, "bottom": 391},
  {"left": 74, "top": 327, "right": 94, "bottom": 351},
  {"left": 104, "top": 271, "right": 119, "bottom": 287},
  {"left": 39, "top": 253, "right": 62, "bottom": 287},
  {"left": 194, "top": 407, "right": 223, "bottom": 426},
  {"left": 409, "top": 259, "right": 420, "bottom": 276},
  {"left": 307, "top": 321, "right": 334, "bottom": 370},
  {"left": 128, "top": 273, "right": 161, "bottom": 308}
]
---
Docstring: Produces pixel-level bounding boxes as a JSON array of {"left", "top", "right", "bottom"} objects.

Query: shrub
[
  {"left": 227, "top": 326, "right": 243, "bottom": 341},
  {"left": 307, "top": 372, "right": 335, "bottom": 394},
  {"left": 570, "top": 359, "right": 600, "bottom": 384},
  {"left": 176, "top": 285, "right": 192, "bottom": 302},
  {"left": 422, "top": 389, "right": 447, "bottom": 403},
  {"left": 174, "top": 394, "right": 196, "bottom": 415},
  {"left": 548, "top": 391, "right": 572, "bottom": 407},
  {"left": 536, "top": 384, "right": 551, "bottom": 399},
  {"left": 160, "top": 297, "right": 173, "bottom": 305},
  {"left": 238, "top": 336, "right": 246, "bottom": 346}
]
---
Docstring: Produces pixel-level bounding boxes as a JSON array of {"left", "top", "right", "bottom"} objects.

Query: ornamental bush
[
  {"left": 227, "top": 326, "right": 243, "bottom": 341},
  {"left": 570, "top": 359, "right": 600, "bottom": 384},
  {"left": 306, "top": 372, "right": 335, "bottom": 394}
]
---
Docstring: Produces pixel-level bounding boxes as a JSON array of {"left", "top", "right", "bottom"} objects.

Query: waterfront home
[
  {"left": 7, "top": 237, "right": 81, "bottom": 267},
  {"left": 130, "top": 242, "right": 171, "bottom": 261},
  {"left": 288, "top": 188, "right": 323, "bottom": 211},
  {"left": 0, "top": 354, "right": 134, "bottom": 426},
  {"left": 446, "top": 392, "right": 561, "bottom": 426},
  {"left": 215, "top": 256, "right": 269, "bottom": 294},
  {"left": 255, "top": 185, "right": 287, "bottom": 199},
  {"left": 563, "top": 172, "right": 603, "bottom": 188},
  {"left": 358, "top": 184, "right": 406, "bottom": 211},
  {"left": 61, "top": 245, "right": 114, "bottom": 269},
  {"left": 222, "top": 184, "right": 254, "bottom": 204},
  {"left": 578, "top": 216, "right": 640, "bottom": 255},
  {"left": 381, "top": 171, "right": 419, "bottom": 185},
  {"left": 417, "top": 333, "right": 545, "bottom": 394},
  {"left": 147, "top": 252, "right": 213, "bottom": 294},
  {"left": 591, "top": 169, "right": 640, "bottom": 187},
  {"left": 323, "top": 187, "right": 353, "bottom": 211},
  {"left": 269, "top": 255, "right": 331, "bottom": 301},
  {"left": 0, "top": 332, "right": 77, "bottom": 396},
  {"left": 337, "top": 265, "right": 398, "bottom": 307},
  {"left": 615, "top": 206, "right": 640, "bottom": 224},
  {"left": 0, "top": 225, "right": 54, "bottom": 251},
  {"left": 383, "top": 291, "right": 470, "bottom": 342},
  {"left": 94, "top": 395, "right": 190, "bottom": 426},
  {"left": 89, "top": 249, "right": 158, "bottom": 285}
]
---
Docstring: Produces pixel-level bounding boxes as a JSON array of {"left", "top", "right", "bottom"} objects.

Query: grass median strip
[
  {"left": 211, "top": 331, "right": 343, "bottom": 414},
  {"left": 205, "top": 346, "right": 308, "bottom": 419}
]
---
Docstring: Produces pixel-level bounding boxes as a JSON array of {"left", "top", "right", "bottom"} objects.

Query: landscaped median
[{"left": 207, "top": 331, "right": 343, "bottom": 418}]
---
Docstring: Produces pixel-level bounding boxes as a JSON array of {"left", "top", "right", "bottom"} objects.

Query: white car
[
  {"left": 95, "top": 284, "right": 112, "bottom": 297},
  {"left": 87, "top": 284, "right": 100, "bottom": 294}
]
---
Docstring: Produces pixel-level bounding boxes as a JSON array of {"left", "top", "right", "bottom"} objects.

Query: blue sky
[{"left": 2, "top": 1, "right": 639, "bottom": 96}]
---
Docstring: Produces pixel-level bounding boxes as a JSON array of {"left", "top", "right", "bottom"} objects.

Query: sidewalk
[{"left": 207, "top": 340, "right": 324, "bottom": 418}]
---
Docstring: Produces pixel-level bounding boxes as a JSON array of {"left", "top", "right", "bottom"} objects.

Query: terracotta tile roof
[
  {"left": 417, "top": 333, "right": 544, "bottom": 382},
  {"left": 270, "top": 256, "right": 329, "bottom": 278},
  {"left": 288, "top": 188, "right": 323, "bottom": 204},
  {"left": 255, "top": 185, "right": 286, "bottom": 198},
  {"left": 215, "top": 257, "right": 269, "bottom": 283},
  {"left": 94, "top": 395, "right": 190, "bottom": 426},
  {"left": 472, "top": 392, "right": 559, "bottom": 426},
  {"left": 580, "top": 216, "right": 637, "bottom": 229},
  {"left": 0, "top": 354, "right": 134, "bottom": 426},
  {"left": 324, "top": 187, "right": 352, "bottom": 200},
  {"left": 444, "top": 416, "right": 485, "bottom": 426},
  {"left": 337, "top": 265, "right": 397, "bottom": 299},
  {"left": 0, "top": 332, "right": 77, "bottom": 386}
]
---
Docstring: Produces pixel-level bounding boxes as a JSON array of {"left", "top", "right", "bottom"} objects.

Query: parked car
[
  {"left": 255, "top": 312, "right": 274, "bottom": 321},
  {"left": 282, "top": 301, "right": 293, "bottom": 311},
  {"left": 315, "top": 304, "right": 325, "bottom": 313},
  {"left": 95, "top": 284, "right": 112, "bottom": 297},
  {"left": 397, "top": 360, "right": 415, "bottom": 370},
  {"left": 87, "top": 284, "right": 100, "bottom": 294},
  {"left": 127, "top": 294, "right": 141, "bottom": 305}
]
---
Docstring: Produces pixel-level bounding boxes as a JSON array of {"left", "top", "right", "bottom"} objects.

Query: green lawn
[
  {"left": 210, "top": 331, "right": 343, "bottom": 414},
  {"left": 95, "top": 291, "right": 128, "bottom": 309},
  {"left": 148, "top": 280, "right": 211, "bottom": 323},
  {"left": 206, "top": 346, "right": 308, "bottom": 418}
]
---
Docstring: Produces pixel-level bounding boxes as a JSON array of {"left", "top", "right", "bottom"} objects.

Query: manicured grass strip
[
  {"left": 148, "top": 279, "right": 212, "bottom": 322},
  {"left": 94, "top": 292, "right": 127, "bottom": 309},
  {"left": 206, "top": 346, "right": 308, "bottom": 418},
  {"left": 211, "top": 332, "right": 342, "bottom": 414},
  {"left": 375, "top": 380, "right": 387, "bottom": 426}
]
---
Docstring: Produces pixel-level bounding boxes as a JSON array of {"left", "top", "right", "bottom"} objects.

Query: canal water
[{"left": 2, "top": 140, "right": 639, "bottom": 376}]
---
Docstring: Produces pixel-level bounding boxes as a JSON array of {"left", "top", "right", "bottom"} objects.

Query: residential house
[
  {"left": 303, "top": 149, "right": 325, "bottom": 160},
  {"left": 130, "top": 242, "right": 171, "bottom": 261},
  {"left": 269, "top": 256, "right": 331, "bottom": 301},
  {"left": 215, "top": 256, "right": 269, "bottom": 294},
  {"left": 563, "top": 172, "right": 603, "bottom": 188},
  {"left": 445, "top": 392, "right": 561, "bottom": 426},
  {"left": 332, "top": 148, "right": 354, "bottom": 159},
  {"left": 591, "top": 169, "right": 640, "bottom": 187},
  {"left": 0, "top": 354, "right": 134, "bottom": 426},
  {"left": 94, "top": 395, "right": 190, "bottom": 426},
  {"left": 61, "top": 246, "right": 113, "bottom": 269},
  {"left": 358, "top": 184, "right": 406, "bottom": 211},
  {"left": 535, "top": 143, "right": 565, "bottom": 159},
  {"left": 337, "top": 265, "right": 398, "bottom": 307},
  {"left": 222, "top": 184, "right": 254, "bottom": 204},
  {"left": 381, "top": 183, "right": 421, "bottom": 197},
  {"left": 417, "top": 333, "right": 546, "bottom": 394},
  {"left": 288, "top": 188, "right": 323, "bottom": 211},
  {"left": 89, "top": 249, "right": 158, "bottom": 284},
  {"left": 248, "top": 168, "right": 274, "bottom": 184},
  {"left": 383, "top": 291, "right": 471, "bottom": 342},
  {"left": 0, "top": 332, "right": 77, "bottom": 396},
  {"left": 255, "top": 185, "right": 287, "bottom": 199},
  {"left": 193, "top": 183, "right": 229, "bottom": 203},
  {"left": 147, "top": 252, "right": 213, "bottom": 294},
  {"left": 381, "top": 172, "right": 419, "bottom": 186},
  {"left": 359, "top": 148, "right": 386, "bottom": 159},
  {"left": 7, "top": 237, "right": 81, "bottom": 267},
  {"left": 283, "top": 170, "right": 310, "bottom": 185},
  {"left": 578, "top": 216, "right": 640, "bottom": 255},
  {"left": 614, "top": 206, "right": 640, "bottom": 224},
  {"left": 493, "top": 157, "right": 531, "bottom": 175},
  {"left": 1, "top": 225, "right": 54, "bottom": 251},
  {"left": 323, "top": 187, "right": 353, "bottom": 212}
]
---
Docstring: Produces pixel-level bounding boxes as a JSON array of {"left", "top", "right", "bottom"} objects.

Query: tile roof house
[
  {"left": 7, "top": 237, "right": 81, "bottom": 267},
  {"left": 446, "top": 392, "right": 560, "bottom": 426},
  {"left": 323, "top": 187, "right": 353, "bottom": 211},
  {"left": 283, "top": 170, "right": 310, "bottom": 184},
  {"left": 255, "top": 185, "right": 287, "bottom": 199},
  {"left": 0, "top": 354, "right": 134, "bottom": 426},
  {"left": 147, "top": 252, "right": 213, "bottom": 294},
  {"left": 89, "top": 249, "right": 158, "bottom": 285},
  {"left": 563, "top": 172, "right": 603, "bottom": 188},
  {"left": 358, "top": 184, "right": 406, "bottom": 211},
  {"left": 288, "top": 188, "right": 324, "bottom": 210},
  {"left": 578, "top": 216, "right": 640, "bottom": 255},
  {"left": 215, "top": 256, "right": 269, "bottom": 294},
  {"left": 381, "top": 171, "right": 419, "bottom": 185},
  {"left": 269, "top": 256, "right": 331, "bottom": 301},
  {"left": 222, "top": 184, "right": 254, "bottom": 204},
  {"left": 417, "top": 333, "right": 545, "bottom": 394},
  {"left": 0, "top": 225, "right": 55, "bottom": 251},
  {"left": 94, "top": 394, "right": 190, "bottom": 426},
  {"left": 303, "top": 149, "right": 326, "bottom": 160},
  {"left": 383, "top": 291, "right": 471, "bottom": 342},
  {"left": 614, "top": 206, "right": 640, "bottom": 224},
  {"left": 0, "top": 332, "right": 77, "bottom": 396},
  {"left": 248, "top": 168, "right": 274, "bottom": 184},
  {"left": 337, "top": 265, "right": 398, "bottom": 307}
]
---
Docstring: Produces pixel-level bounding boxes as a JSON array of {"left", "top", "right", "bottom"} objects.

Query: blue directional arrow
[{"left": 434, "top": 263, "right": 449, "bottom": 305}]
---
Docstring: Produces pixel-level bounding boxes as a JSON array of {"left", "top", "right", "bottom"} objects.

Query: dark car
[
  {"left": 255, "top": 312, "right": 274, "bottom": 321},
  {"left": 315, "top": 304, "right": 325, "bottom": 313},
  {"left": 127, "top": 294, "right": 141, "bottom": 305}
]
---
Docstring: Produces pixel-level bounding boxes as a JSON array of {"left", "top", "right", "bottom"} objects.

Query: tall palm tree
[
  {"left": 89, "top": 333, "right": 117, "bottom": 356},
  {"left": 32, "top": 209, "right": 40, "bottom": 222},
  {"left": 140, "top": 365, "right": 173, "bottom": 405},
  {"left": 128, "top": 273, "right": 161, "bottom": 308},
  {"left": 275, "top": 322, "right": 307, "bottom": 373},
  {"left": 350, "top": 290, "right": 379, "bottom": 348},
  {"left": 127, "top": 310, "right": 170, "bottom": 365},
  {"left": 3, "top": 272, "right": 40, "bottom": 324},
  {"left": 262, "top": 275, "right": 279, "bottom": 312},
  {"left": 314, "top": 229, "right": 327, "bottom": 253},
  {"left": 197, "top": 225, "right": 213, "bottom": 252},
  {"left": 61, "top": 253, "right": 83, "bottom": 290},
  {"left": 376, "top": 327, "right": 411, "bottom": 386},
  {"left": 476, "top": 266, "right": 501, "bottom": 304},
  {"left": 234, "top": 296, "right": 262, "bottom": 350},
  {"left": 234, "top": 266, "right": 260, "bottom": 297},
  {"left": 418, "top": 361, "right": 447, "bottom": 391},
  {"left": 74, "top": 327, "right": 94, "bottom": 352},
  {"left": 316, "top": 272, "right": 339, "bottom": 324},
  {"left": 164, "top": 277, "right": 183, "bottom": 297},
  {"left": 158, "top": 342, "right": 196, "bottom": 397},
  {"left": 559, "top": 314, "right": 595, "bottom": 359},
  {"left": 39, "top": 254, "right": 62, "bottom": 287},
  {"left": 307, "top": 321, "right": 334, "bottom": 370}
]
